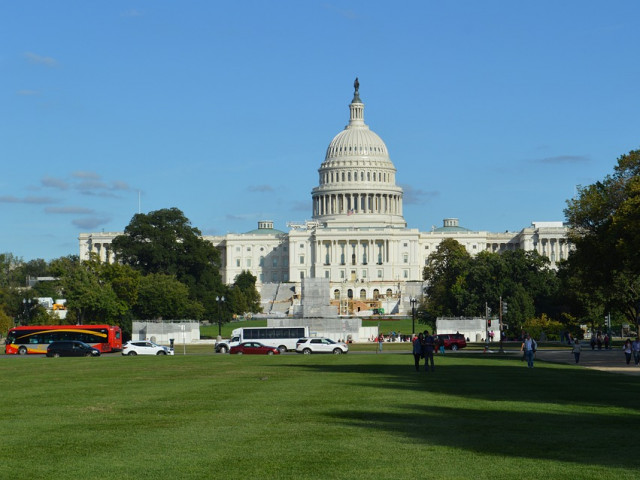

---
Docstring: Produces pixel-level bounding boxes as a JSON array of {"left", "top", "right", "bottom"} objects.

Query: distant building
[{"left": 79, "top": 81, "right": 569, "bottom": 315}]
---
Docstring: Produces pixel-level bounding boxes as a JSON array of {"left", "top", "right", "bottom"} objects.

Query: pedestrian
[
  {"left": 590, "top": 335, "right": 596, "bottom": 351},
  {"left": 438, "top": 335, "right": 445, "bottom": 355},
  {"left": 520, "top": 333, "right": 537, "bottom": 368},
  {"left": 422, "top": 330, "right": 435, "bottom": 372},
  {"left": 604, "top": 334, "right": 610, "bottom": 350},
  {"left": 596, "top": 332, "right": 603, "bottom": 350},
  {"left": 412, "top": 333, "right": 423, "bottom": 371},
  {"left": 377, "top": 333, "right": 384, "bottom": 353},
  {"left": 623, "top": 339, "right": 632, "bottom": 365},
  {"left": 632, "top": 336, "right": 640, "bottom": 366},
  {"left": 571, "top": 338, "right": 581, "bottom": 364}
]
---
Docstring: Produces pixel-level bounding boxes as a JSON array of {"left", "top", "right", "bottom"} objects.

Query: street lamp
[
  {"left": 410, "top": 297, "right": 417, "bottom": 335},
  {"left": 216, "top": 295, "right": 225, "bottom": 337}
]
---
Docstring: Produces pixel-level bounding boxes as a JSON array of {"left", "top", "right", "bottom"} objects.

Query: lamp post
[
  {"left": 216, "top": 295, "right": 225, "bottom": 337},
  {"left": 410, "top": 297, "right": 417, "bottom": 335}
]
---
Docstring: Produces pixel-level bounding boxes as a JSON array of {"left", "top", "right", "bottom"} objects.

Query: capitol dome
[{"left": 311, "top": 79, "right": 405, "bottom": 227}]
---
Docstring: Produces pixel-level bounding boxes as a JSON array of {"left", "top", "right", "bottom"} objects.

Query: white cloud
[{"left": 24, "top": 52, "right": 58, "bottom": 67}]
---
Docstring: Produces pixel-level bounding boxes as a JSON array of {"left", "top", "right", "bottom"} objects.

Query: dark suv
[
  {"left": 46, "top": 341, "right": 101, "bottom": 357},
  {"left": 434, "top": 334, "right": 467, "bottom": 351}
]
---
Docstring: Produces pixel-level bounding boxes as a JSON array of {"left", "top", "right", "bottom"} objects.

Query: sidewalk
[{"left": 534, "top": 348, "right": 640, "bottom": 376}]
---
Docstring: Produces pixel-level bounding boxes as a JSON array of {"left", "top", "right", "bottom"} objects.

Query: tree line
[
  {"left": 420, "top": 148, "right": 640, "bottom": 340},
  {"left": 0, "top": 208, "right": 261, "bottom": 338}
]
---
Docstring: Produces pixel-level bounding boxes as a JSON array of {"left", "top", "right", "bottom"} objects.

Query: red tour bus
[{"left": 5, "top": 325, "right": 122, "bottom": 355}]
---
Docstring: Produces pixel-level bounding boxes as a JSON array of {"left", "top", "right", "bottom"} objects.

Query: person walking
[
  {"left": 521, "top": 333, "right": 537, "bottom": 368},
  {"left": 623, "top": 339, "right": 632, "bottom": 365},
  {"left": 412, "top": 333, "right": 424, "bottom": 371},
  {"left": 571, "top": 338, "right": 582, "bottom": 364},
  {"left": 632, "top": 336, "right": 640, "bottom": 366},
  {"left": 377, "top": 334, "right": 384, "bottom": 354},
  {"left": 423, "top": 330, "right": 435, "bottom": 372}
]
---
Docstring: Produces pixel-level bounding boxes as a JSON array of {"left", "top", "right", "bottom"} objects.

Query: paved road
[{"left": 533, "top": 348, "right": 640, "bottom": 376}]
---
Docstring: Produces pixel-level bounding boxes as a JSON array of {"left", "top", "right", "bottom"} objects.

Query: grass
[{"left": 1, "top": 352, "right": 638, "bottom": 479}]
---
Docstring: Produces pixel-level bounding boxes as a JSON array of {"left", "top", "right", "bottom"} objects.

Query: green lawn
[{"left": 1, "top": 353, "right": 637, "bottom": 479}]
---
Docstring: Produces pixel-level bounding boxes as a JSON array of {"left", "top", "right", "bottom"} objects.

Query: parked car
[
  {"left": 122, "top": 341, "right": 174, "bottom": 356},
  {"left": 46, "top": 341, "right": 101, "bottom": 357},
  {"left": 296, "top": 338, "right": 349, "bottom": 355},
  {"left": 434, "top": 334, "right": 467, "bottom": 351},
  {"left": 230, "top": 342, "right": 280, "bottom": 355}
]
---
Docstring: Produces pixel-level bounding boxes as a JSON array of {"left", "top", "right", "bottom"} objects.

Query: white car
[
  {"left": 122, "top": 341, "right": 174, "bottom": 356},
  {"left": 296, "top": 338, "right": 348, "bottom": 355}
]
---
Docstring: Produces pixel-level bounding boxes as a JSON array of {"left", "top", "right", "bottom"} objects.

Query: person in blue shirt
[{"left": 520, "top": 333, "right": 537, "bottom": 368}]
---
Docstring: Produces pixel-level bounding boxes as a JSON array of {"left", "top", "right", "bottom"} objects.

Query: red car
[
  {"left": 229, "top": 342, "right": 280, "bottom": 355},
  {"left": 434, "top": 334, "right": 467, "bottom": 351}
]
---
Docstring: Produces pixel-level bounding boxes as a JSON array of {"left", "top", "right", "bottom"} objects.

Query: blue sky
[{"left": 2, "top": 1, "right": 640, "bottom": 261}]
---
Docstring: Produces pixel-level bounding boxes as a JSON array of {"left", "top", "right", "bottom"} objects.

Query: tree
[
  {"left": 422, "top": 239, "right": 561, "bottom": 336},
  {"left": 133, "top": 273, "right": 204, "bottom": 320},
  {"left": 232, "top": 270, "right": 262, "bottom": 314},
  {"left": 111, "top": 208, "right": 224, "bottom": 317},
  {"left": 422, "top": 239, "right": 472, "bottom": 322},
  {"left": 564, "top": 149, "right": 640, "bottom": 330},
  {"left": 50, "top": 255, "right": 133, "bottom": 325}
]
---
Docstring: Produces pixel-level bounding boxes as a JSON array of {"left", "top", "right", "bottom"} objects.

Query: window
[
  {"left": 236, "top": 259, "right": 240, "bottom": 267},
  {"left": 272, "top": 273, "right": 278, "bottom": 282},
  {"left": 377, "top": 270, "right": 382, "bottom": 278},
  {"left": 259, "top": 256, "right": 264, "bottom": 266},
  {"left": 403, "top": 270, "right": 409, "bottom": 278},
  {"left": 299, "top": 243, "right": 304, "bottom": 249},
  {"left": 386, "top": 289, "right": 393, "bottom": 298},
  {"left": 325, "top": 271, "right": 330, "bottom": 278},
  {"left": 300, "top": 271, "right": 305, "bottom": 279},
  {"left": 283, "top": 273, "right": 289, "bottom": 282},
  {"left": 403, "top": 243, "right": 408, "bottom": 247},
  {"left": 273, "top": 258, "right": 278, "bottom": 267},
  {"left": 247, "top": 247, "right": 251, "bottom": 252},
  {"left": 361, "top": 270, "right": 367, "bottom": 278},
  {"left": 334, "top": 289, "right": 340, "bottom": 300},
  {"left": 340, "top": 270, "right": 345, "bottom": 279},
  {"left": 299, "top": 255, "right": 305, "bottom": 265},
  {"left": 403, "top": 253, "right": 408, "bottom": 263},
  {"left": 246, "top": 258, "right": 251, "bottom": 267},
  {"left": 283, "top": 258, "right": 288, "bottom": 267},
  {"left": 235, "top": 247, "right": 241, "bottom": 252},
  {"left": 360, "top": 289, "right": 366, "bottom": 300}
]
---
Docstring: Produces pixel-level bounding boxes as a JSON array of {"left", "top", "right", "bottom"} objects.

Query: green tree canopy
[
  {"left": 133, "top": 273, "right": 205, "bottom": 320},
  {"left": 111, "top": 208, "right": 224, "bottom": 318},
  {"left": 564, "top": 149, "right": 640, "bottom": 328}
]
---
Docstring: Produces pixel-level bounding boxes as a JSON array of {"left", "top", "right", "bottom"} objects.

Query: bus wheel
[
  {"left": 18, "top": 346, "right": 27, "bottom": 355},
  {"left": 278, "top": 346, "right": 287, "bottom": 353}
]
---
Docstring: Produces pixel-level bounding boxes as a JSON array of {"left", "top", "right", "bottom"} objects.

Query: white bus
[{"left": 216, "top": 326, "right": 309, "bottom": 353}]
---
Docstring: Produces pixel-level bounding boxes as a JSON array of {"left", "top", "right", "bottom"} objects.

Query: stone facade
[{"left": 78, "top": 81, "right": 570, "bottom": 314}]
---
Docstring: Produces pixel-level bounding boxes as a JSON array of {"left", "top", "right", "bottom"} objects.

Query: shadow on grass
[
  {"left": 329, "top": 403, "right": 638, "bottom": 469},
  {"left": 275, "top": 357, "right": 640, "bottom": 469},
  {"left": 279, "top": 358, "right": 640, "bottom": 412}
]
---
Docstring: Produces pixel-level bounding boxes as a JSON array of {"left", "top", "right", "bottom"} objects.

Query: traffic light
[
  {"left": 503, "top": 302, "right": 508, "bottom": 315},
  {"left": 488, "top": 319, "right": 492, "bottom": 327}
]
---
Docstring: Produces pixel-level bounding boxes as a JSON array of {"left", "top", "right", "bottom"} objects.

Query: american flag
[{"left": 347, "top": 209, "right": 354, "bottom": 216}]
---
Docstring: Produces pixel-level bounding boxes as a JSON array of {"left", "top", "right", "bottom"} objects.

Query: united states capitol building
[{"left": 79, "top": 80, "right": 569, "bottom": 316}]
